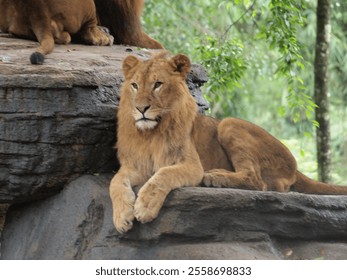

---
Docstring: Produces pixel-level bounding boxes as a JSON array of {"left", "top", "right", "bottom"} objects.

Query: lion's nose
[{"left": 136, "top": 105, "right": 150, "bottom": 114}]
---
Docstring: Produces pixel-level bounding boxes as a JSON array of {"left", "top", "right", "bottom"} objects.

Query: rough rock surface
[
  {"left": 0, "top": 204, "right": 8, "bottom": 232},
  {"left": 2, "top": 175, "right": 347, "bottom": 260},
  {"left": 0, "top": 34, "right": 208, "bottom": 204}
]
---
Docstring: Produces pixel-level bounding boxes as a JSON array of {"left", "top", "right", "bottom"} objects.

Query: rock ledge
[{"left": 2, "top": 175, "right": 347, "bottom": 260}]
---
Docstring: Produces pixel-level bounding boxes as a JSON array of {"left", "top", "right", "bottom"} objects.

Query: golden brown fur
[
  {"left": 94, "top": 0, "right": 163, "bottom": 49},
  {"left": 0, "top": 0, "right": 162, "bottom": 65},
  {"left": 110, "top": 52, "right": 347, "bottom": 234}
]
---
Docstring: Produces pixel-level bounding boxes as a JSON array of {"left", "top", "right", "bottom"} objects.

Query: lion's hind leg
[
  {"left": 203, "top": 118, "right": 269, "bottom": 191},
  {"left": 207, "top": 117, "right": 296, "bottom": 192},
  {"left": 51, "top": 20, "right": 71, "bottom": 44},
  {"left": 202, "top": 167, "right": 267, "bottom": 191}
]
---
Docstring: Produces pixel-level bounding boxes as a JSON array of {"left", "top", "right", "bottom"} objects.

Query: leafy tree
[{"left": 142, "top": 0, "right": 347, "bottom": 184}]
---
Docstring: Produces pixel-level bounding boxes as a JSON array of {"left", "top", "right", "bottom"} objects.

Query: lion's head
[{"left": 120, "top": 52, "right": 196, "bottom": 131}]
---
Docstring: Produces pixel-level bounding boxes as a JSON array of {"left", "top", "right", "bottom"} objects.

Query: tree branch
[{"left": 220, "top": 0, "right": 257, "bottom": 42}]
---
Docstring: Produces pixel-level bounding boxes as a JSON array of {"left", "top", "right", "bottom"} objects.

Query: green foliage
[
  {"left": 144, "top": 0, "right": 316, "bottom": 125},
  {"left": 258, "top": 0, "right": 318, "bottom": 127},
  {"left": 195, "top": 36, "right": 247, "bottom": 117},
  {"left": 196, "top": 37, "right": 246, "bottom": 92},
  {"left": 143, "top": 0, "right": 347, "bottom": 184}
]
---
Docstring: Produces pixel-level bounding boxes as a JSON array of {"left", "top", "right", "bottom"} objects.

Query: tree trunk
[{"left": 314, "top": 0, "right": 332, "bottom": 183}]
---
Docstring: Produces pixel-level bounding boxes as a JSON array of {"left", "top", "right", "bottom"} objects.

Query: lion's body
[
  {"left": 192, "top": 114, "right": 298, "bottom": 192},
  {"left": 0, "top": 0, "right": 162, "bottom": 64},
  {"left": 110, "top": 52, "right": 347, "bottom": 234},
  {"left": 94, "top": 0, "right": 163, "bottom": 49}
]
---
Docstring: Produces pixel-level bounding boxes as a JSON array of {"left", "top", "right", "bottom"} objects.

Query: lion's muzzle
[{"left": 134, "top": 106, "right": 160, "bottom": 130}]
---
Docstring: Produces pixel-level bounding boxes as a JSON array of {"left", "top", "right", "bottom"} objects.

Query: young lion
[
  {"left": 110, "top": 52, "right": 347, "bottom": 234},
  {"left": 0, "top": 0, "right": 162, "bottom": 65}
]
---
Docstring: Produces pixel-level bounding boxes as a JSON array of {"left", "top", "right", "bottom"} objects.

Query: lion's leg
[
  {"left": 138, "top": 31, "right": 164, "bottom": 49},
  {"left": 203, "top": 164, "right": 267, "bottom": 191},
  {"left": 132, "top": 0, "right": 163, "bottom": 49},
  {"left": 134, "top": 157, "right": 203, "bottom": 224},
  {"left": 80, "top": 19, "right": 114, "bottom": 46},
  {"left": 109, "top": 167, "right": 141, "bottom": 234},
  {"left": 51, "top": 20, "right": 71, "bottom": 44},
  {"left": 134, "top": 0, "right": 145, "bottom": 17},
  {"left": 203, "top": 118, "right": 268, "bottom": 191}
]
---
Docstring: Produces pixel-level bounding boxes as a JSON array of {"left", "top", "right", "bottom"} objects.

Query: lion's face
[{"left": 121, "top": 53, "right": 191, "bottom": 131}]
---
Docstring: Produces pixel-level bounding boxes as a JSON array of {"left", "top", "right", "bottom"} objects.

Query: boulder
[
  {"left": 0, "top": 33, "right": 208, "bottom": 204},
  {"left": 1, "top": 174, "right": 347, "bottom": 260}
]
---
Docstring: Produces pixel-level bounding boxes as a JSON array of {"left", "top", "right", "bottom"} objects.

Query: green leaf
[{"left": 300, "top": 148, "right": 305, "bottom": 157}]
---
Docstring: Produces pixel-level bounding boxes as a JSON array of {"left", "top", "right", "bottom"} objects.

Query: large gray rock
[
  {"left": 0, "top": 34, "right": 208, "bottom": 204},
  {"left": 1, "top": 174, "right": 347, "bottom": 260},
  {"left": 0, "top": 35, "right": 122, "bottom": 203}
]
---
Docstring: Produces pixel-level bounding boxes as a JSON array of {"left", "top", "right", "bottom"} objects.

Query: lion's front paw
[
  {"left": 112, "top": 190, "right": 136, "bottom": 234},
  {"left": 134, "top": 200, "right": 158, "bottom": 224},
  {"left": 134, "top": 184, "right": 167, "bottom": 224},
  {"left": 91, "top": 33, "right": 114, "bottom": 46},
  {"left": 113, "top": 204, "right": 135, "bottom": 234},
  {"left": 97, "top": 33, "right": 114, "bottom": 46},
  {"left": 114, "top": 211, "right": 134, "bottom": 234},
  {"left": 82, "top": 27, "right": 114, "bottom": 46}
]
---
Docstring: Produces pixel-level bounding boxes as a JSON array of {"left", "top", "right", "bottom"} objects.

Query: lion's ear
[
  {"left": 122, "top": 55, "right": 140, "bottom": 78},
  {"left": 171, "top": 54, "right": 191, "bottom": 78}
]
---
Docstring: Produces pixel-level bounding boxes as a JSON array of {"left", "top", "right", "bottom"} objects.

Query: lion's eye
[
  {"left": 131, "top": 82, "right": 138, "bottom": 90},
  {"left": 153, "top": 81, "right": 163, "bottom": 90}
]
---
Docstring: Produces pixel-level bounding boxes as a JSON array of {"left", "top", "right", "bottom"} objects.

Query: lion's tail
[
  {"left": 29, "top": 37, "right": 54, "bottom": 65},
  {"left": 29, "top": 19, "right": 55, "bottom": 65},
  {"left": 292, "top": 170, "right": 347, "bottom": 195}
]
